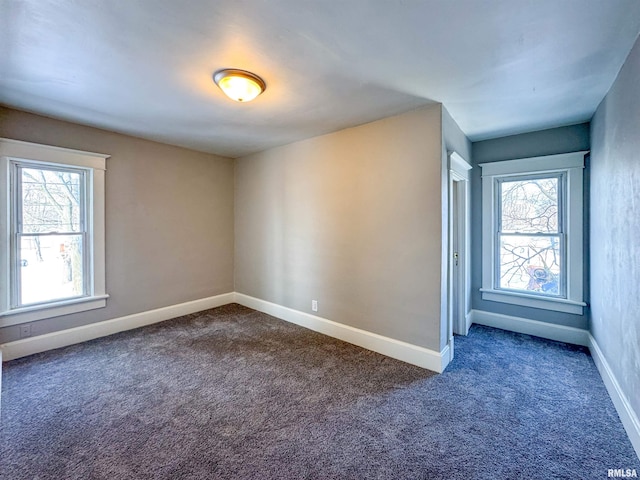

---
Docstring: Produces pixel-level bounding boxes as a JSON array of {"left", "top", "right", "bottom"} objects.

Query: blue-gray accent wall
[
  {"left": 589, "top": 32, "right": 640, "bottom": 435},
  {"left": 470, "top": 123, "right": 591, "bottom": 329}
]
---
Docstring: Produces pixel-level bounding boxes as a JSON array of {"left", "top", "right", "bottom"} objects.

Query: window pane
[
  {"left": 19, "top": 234, "right": 84, "bottom": 305},
  {"left": 21, "top": 167, "right": 81, "bottom": 234},
  {"left": 500, "top": 177, "right": 558, "bottom": 233},
  {"left": 498, "top": 234, "right": 561, "bottom": 295}
]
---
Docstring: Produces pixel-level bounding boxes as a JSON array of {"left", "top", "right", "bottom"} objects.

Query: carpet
[{"left": 0, "top": 303, "right": 637, "bottom": 479}]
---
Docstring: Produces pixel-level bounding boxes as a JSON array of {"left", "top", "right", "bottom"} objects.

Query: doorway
[{"left": 448, "top": 152, "right": 472, "bottom": 343}]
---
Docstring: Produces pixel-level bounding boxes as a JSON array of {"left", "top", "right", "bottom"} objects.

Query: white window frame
[
  {"left": 480, "top": 151, "right": 587, "bottom": 315},
  {"left": 0, "top": 138, "right": 109, "bottom": 326}
]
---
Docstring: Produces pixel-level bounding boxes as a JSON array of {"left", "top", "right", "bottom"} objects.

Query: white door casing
[{"left": 448, "top": 152, "right": 472, "bottom": 337}]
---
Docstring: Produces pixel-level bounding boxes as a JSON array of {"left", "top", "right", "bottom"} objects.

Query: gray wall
[
  {"left": 443, "top": 107, "right": 472, "bottom": 164},
  {"left": 235, "top": 104, "right": 445, "bottom": 351},
  {"left": 0, "top": 108, "right": 235, "bottom": 343},
  {"left": 442, "top": 107, "right": 472, "bottom": 345},
  {"left": 471, "top": 123, "right": 591, "bottom": 329},
  {"left": 590, "top": 34, "right": 640, "bottom": 419}
]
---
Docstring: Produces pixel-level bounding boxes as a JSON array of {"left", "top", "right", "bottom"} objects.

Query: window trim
[
  {"left": 480, "top": 151, "right": 587, "bottom": 315},
  {"left": 0, "top": 138, "right": 109, "bottom": 327}
]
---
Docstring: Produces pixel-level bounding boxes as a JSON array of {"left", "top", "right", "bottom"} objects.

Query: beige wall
[
  {"left": 0, "top": 108, "right": 234, "bottom": 343},
  {"left": 235, "top": 104, "right": 445, "bottom": 351},
  {"left": 1, "top": 104, "right": 450, "bottom": 352}
]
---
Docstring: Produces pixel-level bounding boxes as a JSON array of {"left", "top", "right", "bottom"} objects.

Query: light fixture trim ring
[{"left": 213, "top": 68, "right": 267, "bottom": 101}]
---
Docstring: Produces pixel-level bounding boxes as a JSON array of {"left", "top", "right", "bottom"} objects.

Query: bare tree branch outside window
[{"left": 497, "top": 176, "right": 562, "bottom": 295}]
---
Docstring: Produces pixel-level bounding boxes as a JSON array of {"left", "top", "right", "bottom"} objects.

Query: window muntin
[
  {"left": 11, "top": 162, "right": 90, "bottom": 308},
  {"left": 495, "top": 174, "right": 565, "bottom": 298}
]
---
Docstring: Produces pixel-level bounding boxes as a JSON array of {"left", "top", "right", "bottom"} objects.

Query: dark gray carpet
[{"left": 1, "top": 304, "right": 637, "bottom": 479}]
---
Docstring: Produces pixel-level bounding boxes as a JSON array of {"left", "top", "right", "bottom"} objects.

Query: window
[
  {"left": 0, "top": 139, "right": 109, "bottom": 326},
  {"left": 497, "top": 174, "right": 563, "bottom": 296},
  {"left": 480, "top": 151, "right": 586, "bottom": 314}
]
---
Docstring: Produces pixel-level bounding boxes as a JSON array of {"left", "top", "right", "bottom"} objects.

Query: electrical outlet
[
  {"left": 19, "top": 324, "right": 33, "bottom": 338},
  {"left": 311, "top": 300, "right": 318, "bottom": 312}
]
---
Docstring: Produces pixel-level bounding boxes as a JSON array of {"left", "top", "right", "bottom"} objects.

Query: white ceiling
[{"left": 1, "top": 0, "right": 640, "bottom": 158}]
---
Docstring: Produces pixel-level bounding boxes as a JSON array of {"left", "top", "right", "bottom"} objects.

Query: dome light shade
[{"left": 213, "top": 69, "right": 266, "bottom": 102}]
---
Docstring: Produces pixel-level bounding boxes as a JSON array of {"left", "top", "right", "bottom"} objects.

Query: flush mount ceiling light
[{"left": 213, "top": 68, "right": 266, "bottom": 102}]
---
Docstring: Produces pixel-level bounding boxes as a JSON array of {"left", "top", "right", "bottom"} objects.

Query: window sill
[
  {"left": 480, "top": 289, "right": 586, "bottom": 314},
  {"left": 0, "top": 294, "right": 109, "bottom": 327}
]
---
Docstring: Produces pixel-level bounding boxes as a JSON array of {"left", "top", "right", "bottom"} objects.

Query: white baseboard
[
  {"left": 0, "top": 292, "right": 235, "bottom": 362},
  {"left": 589, "top": 334, "right": 640, "bottom": 459},
  {"left": 0, "top": 291, "right": 450, "bottom": 373},
  {"left": 234, "top": 293, "right": 450, "bottom": 373},
  {"left": 470, "top": 309, "right": 590, "bottom": 346}
]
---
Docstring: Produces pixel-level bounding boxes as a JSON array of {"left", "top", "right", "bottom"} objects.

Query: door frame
[{"left": 448, "top": 152, "right": 472, "bottom": 339}]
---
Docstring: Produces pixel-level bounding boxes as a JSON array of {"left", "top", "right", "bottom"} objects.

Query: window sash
[
  {"left": 13, "top": 232, "right": 88, "bottom": 308},
  {"left": 495, "top": 172, "right": 564, "bottom": 234},
  {"left": 494, "top": 173, "right": 567, "bottom": 298},
  {"left": 13, "top": 161, "right": 87, "bottom": 234},
  {"left": 495, "top": 232, "right": 565, "bottom": 298},
  {"left": 10, "top": 161, "right": 90, "bottom": 308}
]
